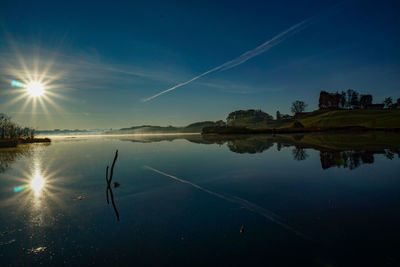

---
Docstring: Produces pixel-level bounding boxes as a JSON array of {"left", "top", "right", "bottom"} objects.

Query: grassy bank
[
  {"left": 0, "top": 138, "right": 51, "bottom": 148},
  {"left": 299, "top": 109, "right": 400, "bottom": 129},
  {"left": 203, "top": 110, "right": 400, "bottom": 135}
]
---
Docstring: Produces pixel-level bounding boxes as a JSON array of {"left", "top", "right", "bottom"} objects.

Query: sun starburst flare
[
  {"left": 1, "top": 146, "right": 75, "bottom": 228},
  {"left": 3, "top": 47, "right": 69, "bottom": 125}
]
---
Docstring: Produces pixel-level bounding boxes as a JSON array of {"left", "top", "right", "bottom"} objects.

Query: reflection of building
[{"left": 199, "top": 133, "right": 400, "bottom": 169}]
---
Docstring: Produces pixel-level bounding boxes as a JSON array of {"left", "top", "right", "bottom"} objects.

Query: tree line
[
  {"left": 318, "top": 89, "right": 400, "bottom": 110},
  {"left": 226, "top": 109, "right": 274, "bottom": 123},
  {"left": 223, "top": 88, "right": 399, "bottom": 124},
  {"left": 0, "top": 114, "right": 35, "bottom": 139}
]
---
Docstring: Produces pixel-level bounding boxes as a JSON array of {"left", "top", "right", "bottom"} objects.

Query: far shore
[
  {"left": 201, "top": 125, "right": 400, "bottom": 135},
  {"left": 36, "top": 132, "right": 201, "bottom": 139}
]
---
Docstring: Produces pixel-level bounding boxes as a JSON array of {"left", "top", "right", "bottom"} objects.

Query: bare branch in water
[
  {"left": 106, "top": 165, "right": 110, "bottom": 204},
  {"left": 110, "top": 150, "right": 118, "bottom": 183},
  {"left": 106, "top": 150, "right": 120, "bottom": 221}
]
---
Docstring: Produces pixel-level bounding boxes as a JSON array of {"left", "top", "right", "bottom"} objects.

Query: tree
[
  {"left": 359, "top": 94, "right": 373, "bottom": 109},
  {"left": 226, "top": 109, "right": 273, "bottom": 123},
  {"left": 276, "top": 110, "right": 281, "bottom": 120},
  {"left": 0, "top": 113, "right": 34, "bottom": 139},
  {"left": 350, "top": 91, "right": 360, "bottom": 109},
  {"left": 215, "top": 120, "right": 225, "bottom": 126},
  {"left": 346, "top": 89, "right": 354, "bottom": 109},
  {"left": 340, "top": 91, "right": 347, "bottom": 108},
  {"left": 291, "top": 101, "right": 307, "bottom": 114},
  {"left": 384, "top": 97, "right": 393, "bottom": 109}
]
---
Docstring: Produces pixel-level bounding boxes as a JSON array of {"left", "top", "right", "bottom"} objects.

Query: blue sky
[{"left": 0, "top": 0, "right": 399, "bottom": 129}]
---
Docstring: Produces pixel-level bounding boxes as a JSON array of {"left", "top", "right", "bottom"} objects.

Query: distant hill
[
  {"left": 107, "top": 121, "right": 221, "bottom": 134},
  {"left": 36, "top": 129, "right": 104, "bottom": 136}
]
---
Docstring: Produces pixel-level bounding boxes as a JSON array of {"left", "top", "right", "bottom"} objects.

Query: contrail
[
  {"left": 143, "top": 19, "right": 310, "bottom": 102},
  {"left": 144, "top": 165, "right": 309, "bottom": 239}
]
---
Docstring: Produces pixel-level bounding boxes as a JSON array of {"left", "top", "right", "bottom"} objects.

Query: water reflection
[
  {"left": 3, "top": 145, "right": 70, "bottom": 229},
  {"left": 118, "top": 132, "right": 400, "bottom": 170},
  {"left": 145, "top": 165, "right": 309, "bottom": 240},
  {"left": 292, "top": 147, "right": 309, "bottom": 161},
  {"left": 0, "top": 145, "right": 32, "bottom": 173},
  {"left": 12, "top": 161, "right": 48, "bottom": 198},
  {"left": 204, "top": 133, "right": 400, "bottom": 170},
  {"left": 30, "top": 169, "right": 45, "bottom": 196}
]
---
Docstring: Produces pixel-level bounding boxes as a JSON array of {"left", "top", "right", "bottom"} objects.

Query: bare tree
[
  {"left": 384, "top": 97, "right": 393, "bottom": 109},
  {"left": 291, "top": 101, "right": 307, "bottom": 114}
]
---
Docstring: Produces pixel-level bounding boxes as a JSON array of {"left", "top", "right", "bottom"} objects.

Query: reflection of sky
[{"left": 1, "top": 136, "right": 400, "bottom": 265}]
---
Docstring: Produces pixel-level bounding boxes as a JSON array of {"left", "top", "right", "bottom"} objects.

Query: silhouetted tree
[
  {"left": 350, "top": 91, "right": 360, "bottom": 109},
  {"left": 359, "top": 94, "right": 373, "bottom": 109},
  {"left": 346, "top": 89, "right": 354, "bottom": 109},
  {"left": 216, "top": 120, "right": 225, "bottom": 126},
  {"left": 226, "top": 109, "right": 273, "bottom": 123},
  {"left": 384, "top": 97, "right": 393, "bottom": 109},
  {"left": 291, "top": 101, "right": 307, "bottom": 114},
  {"left": 0, "top": 113, "right": 34, "bottom": 139},
  {"left": 340, "top": 91, "right": 347, "bottom": 108},
  {"left": 276, "top": 110, "right": 281, "bottom": 120}
]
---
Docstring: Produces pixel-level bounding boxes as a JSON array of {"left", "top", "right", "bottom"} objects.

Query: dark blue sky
[{"left": 1, "top": 0, "right": 399, "bottom": 129}]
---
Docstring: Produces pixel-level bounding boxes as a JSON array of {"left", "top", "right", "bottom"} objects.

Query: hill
[
  {"left": 203, "top": 109, "right": 400, "bottom": 135},
  {"left": 107, "top": 121, "right": 220, "bottom": 134},
  {"left": 298, "top": 109, "right": 400, "bottom": 129}
]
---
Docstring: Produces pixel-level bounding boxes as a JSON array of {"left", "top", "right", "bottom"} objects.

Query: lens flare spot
[{"left": 11, "top": 80, "right": 24, "bottom": 88}]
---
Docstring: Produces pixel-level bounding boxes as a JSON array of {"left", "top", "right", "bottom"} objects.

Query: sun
[
  {"left": 26, "top": 81, "right": 45, "bottom": 97},
  {"left": 5, "top": 53, "right": 67, "bottom": 120}
]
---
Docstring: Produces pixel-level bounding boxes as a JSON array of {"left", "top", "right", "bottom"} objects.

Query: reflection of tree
[
  {"left": 292, "top": 147, "right": 308, "bottom": 161},
  {"left": 130, "top": 133, "right": 400, "bottom": 170},
  {"left": 227, "top": 138, "right": 274, "bottom": 154},
  {"left": 277, "top": 142, "right": 282, "bottom": 151},
  {"left": 0, "top": 146, "right": 31, "bottom": 173},
  {"left": 385, "top": 150, "right": 395, "bottom": 160},
  {"left": 320, "top": 150, "right": 379, "bottom": 170}
]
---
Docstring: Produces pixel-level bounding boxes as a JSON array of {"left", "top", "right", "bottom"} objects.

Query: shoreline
[
  {"left": 201, "top": 126, "right": 400, "bottom": 135},
  {"left": 0, "top": 138, "right": 51, "bottom": 148},
  {"left": 36, "top": 132, "right": 201, "bottom": 139}
]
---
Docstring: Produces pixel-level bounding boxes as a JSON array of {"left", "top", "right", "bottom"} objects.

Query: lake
[{"left": 1, "top": 133, "right": 400, "bottom": 266}]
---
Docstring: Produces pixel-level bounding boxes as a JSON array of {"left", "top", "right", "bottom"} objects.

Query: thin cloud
[{"left": 143, "top": 18, "right": 311, "bottom": 102}]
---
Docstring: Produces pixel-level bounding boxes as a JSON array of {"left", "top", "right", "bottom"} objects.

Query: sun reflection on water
[
  {"left": 8, "top": 145, "right": 71, "bottom": 221},
  {"left": 30, "top": 170, "right": 45, "bottom": 196}
]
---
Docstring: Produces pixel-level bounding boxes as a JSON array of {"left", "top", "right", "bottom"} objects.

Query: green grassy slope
[{"left": 299, "top": 110, "right": 400, "bottom": 129}]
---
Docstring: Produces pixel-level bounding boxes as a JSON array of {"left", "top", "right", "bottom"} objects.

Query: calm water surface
[{"left": 1, "top": 133, "right": 400, "bottom": 266}]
